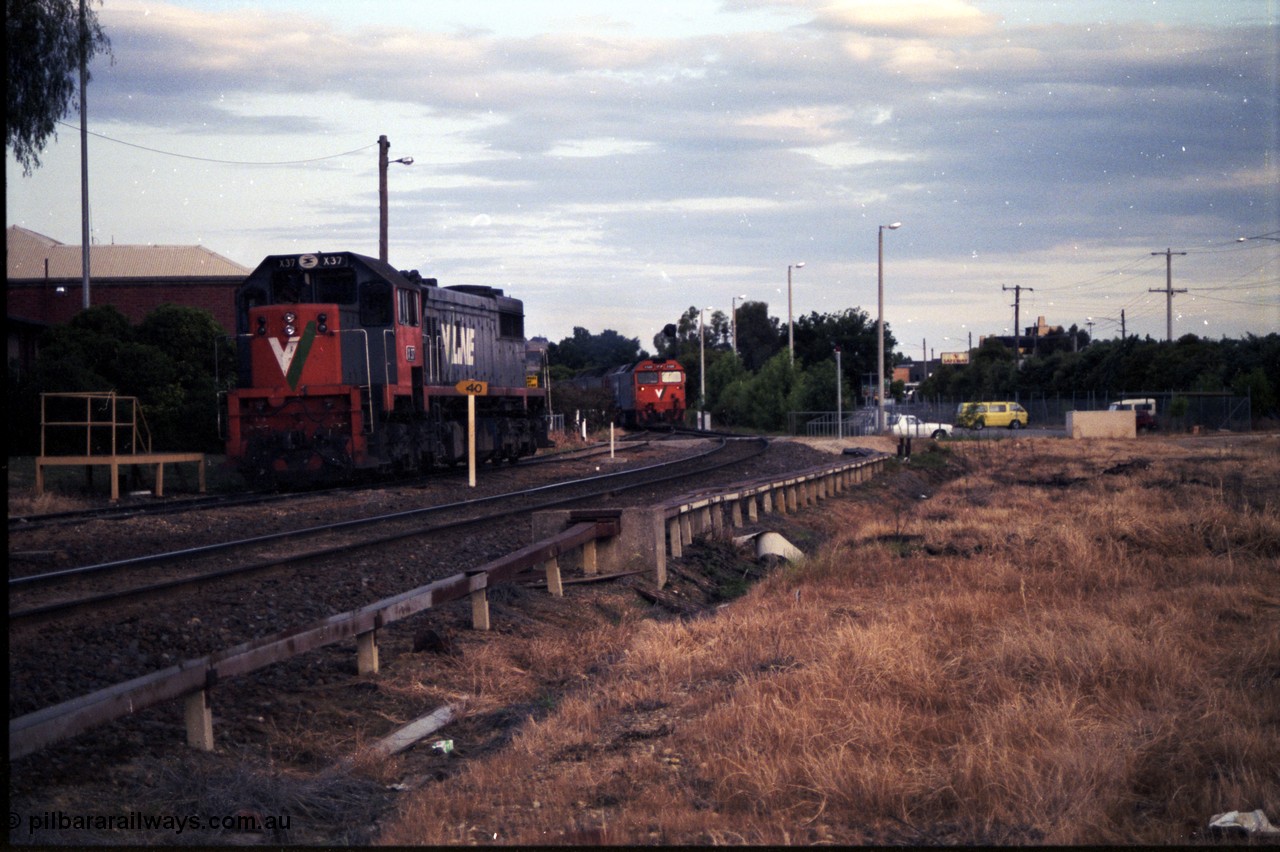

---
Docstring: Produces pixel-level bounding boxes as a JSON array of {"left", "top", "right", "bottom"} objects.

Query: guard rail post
[
  {"left": 468, "top": 570, "right": 491, "bottom": 631},
  {"left": 184, "top": 687, "right": 214, "bottom": 752}
]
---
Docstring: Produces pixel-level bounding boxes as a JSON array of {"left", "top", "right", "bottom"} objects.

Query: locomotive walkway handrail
[{"left": 9, "top": 449, "right": 888, "bottom": 760}]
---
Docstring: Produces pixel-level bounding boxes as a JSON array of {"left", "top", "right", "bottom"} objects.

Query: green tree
[
  {"left": 135, "top": 304, "right": 236, "bottom": 450},
  {"left": 704, "top": 352, "right": 749, "bottom": 425},
  {"left": 791, "top": 308, "right": 885, "bottom": 401},
  {"left": 23, "top": 305, "right": 234, "bottom": 453},
  {"left": 7, "top": 0, "right": 112, "bottom": 174},
  {"left": 30, "top": 305, "right": 132, "bottom": 392},
  {"left": 547, "top": 327, "right": 647, "bottom": 372},
  {"left": 733, "top": 301, "right": 781, "bottom": 371},
  {"left": 741, "top": 351, "right": 806, "bottom": 431}
]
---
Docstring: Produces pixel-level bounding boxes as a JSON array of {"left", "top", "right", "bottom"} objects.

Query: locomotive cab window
[
  {"left": 636, "top": 373, "right": 659, "bottom": 385},
  {"left": 272, "top": 269, "right": 307, "bottom": 303},
  {"left": 238, "top": 285, "right": 269, "bottom": 312},
  {"left": 315, "top": 268, "right": 357, "bottom": 305},
  {"left": 359, "top": 281, "right": 393, "bottom": 326},
  {"left": 397, "top": 288, "right": 421, "bottom": 327},
  {"left": 499, "top": 309, "right": 523, "bottom": 339},
  {"left": 661, "top": 371, "right": 683, "bottom": 383}
]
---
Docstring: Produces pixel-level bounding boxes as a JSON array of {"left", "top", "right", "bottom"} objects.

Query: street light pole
[
  {"left": 731, "top": 294, "right": 747, "bottom": 355},
  {"left": 835, "top": 345, "right": 843, "bottom": 439},
  {"left": 787, "top": 262, "right": 805, "bottom": 363},
  {"left": 378, "top": 135, "right": 414, "bottom": 263},
  {"left": 877, "top": 222, "right": 901, "bottom": 434},
  {"left": 698, "top": 306, "right": 713, "bottom": 429}
]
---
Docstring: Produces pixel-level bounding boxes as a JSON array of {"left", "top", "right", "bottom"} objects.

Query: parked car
[
  {"left": 887, "top": 413, "right": 953, "bottom": 439},
  {"left": 956, "top": 401, "right": 1028, "bottom": 430},
  {"left": 1108, "top": 398, "right": 1157, "bottom": 432}
]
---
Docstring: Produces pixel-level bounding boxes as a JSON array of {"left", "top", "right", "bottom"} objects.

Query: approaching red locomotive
[
  {"left": 225, "top": 251, "right": 551, "bottom": 484},
  {"left": 605, "top": 358, "right": 686, "bottom": 427}
]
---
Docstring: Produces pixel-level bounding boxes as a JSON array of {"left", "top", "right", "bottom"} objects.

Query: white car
[{"left": 887, "top": 413, "right": 953, "bottom": 439}]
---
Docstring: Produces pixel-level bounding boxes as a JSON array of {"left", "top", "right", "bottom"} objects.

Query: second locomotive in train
[
  {"left": 604, "top": 358, "right": 686, "bottom": 427},
  {"left": 225, "top": 251, "right": 551, "bottom": 484},
  {"left": 560, "top": 358, "right": 686, "bottom": 428}
]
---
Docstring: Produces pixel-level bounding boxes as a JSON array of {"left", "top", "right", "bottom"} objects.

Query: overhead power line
[{"left": 55, "top": 120, "right": 376, "bottom": 165}]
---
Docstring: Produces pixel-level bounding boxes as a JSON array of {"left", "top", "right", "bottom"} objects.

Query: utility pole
[
  {"left": 79, "top": 0, "right": 91, "bottom": 309},
  {"left": 378, "top": 135, "right": 390, "bottom": 263},
  {"left": 1121, "top": 309, "right": 1126, "bottom": 340},
  {"left": 1150, "top": 249, "right": 1187, "bottom": 342},
  {"left": 1002, "top": 284, "right": 1032, "bottom": 363}
]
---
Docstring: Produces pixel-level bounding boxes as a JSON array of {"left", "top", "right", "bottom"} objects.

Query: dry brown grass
[{"left": 379, "top": 435, "right": 1279, "bottom": 846}]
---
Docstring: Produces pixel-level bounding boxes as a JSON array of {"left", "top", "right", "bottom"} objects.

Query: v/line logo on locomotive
[
  {"left": 268, "top": 314, "right": 475, "bottom": 386},
  {"left": 224, "top": 251, "right": 552, "bottom": 485}
]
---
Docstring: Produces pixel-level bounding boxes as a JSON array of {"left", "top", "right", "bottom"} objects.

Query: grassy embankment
[{"left": 379, "top": 435, "right": 1279, "bottom": 846}]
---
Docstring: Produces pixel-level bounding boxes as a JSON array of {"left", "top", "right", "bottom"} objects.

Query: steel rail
[
  {"left": 7, "top": 441, "right": 639, "bottom": 532},
  {"left": 10, "top": 438, "right": 724, "bottom": 589},
  {"left": 9, "top": 438, "right": 766, "bottom": 623}
]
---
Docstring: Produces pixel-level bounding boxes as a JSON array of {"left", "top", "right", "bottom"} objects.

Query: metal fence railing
[{"left": 789, "top": 391, "right": 1252, "bottom": 436}]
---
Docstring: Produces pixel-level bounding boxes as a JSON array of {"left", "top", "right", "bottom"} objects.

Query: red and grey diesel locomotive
[
  {"left": 605, "top": 358, "right": 686, "bottom": 427},
  {"left": 561, "top": 358, "right": 686, "bottom": 428},
  {"left": 225, "top": 251, "right": 551, "bottom": 483}
]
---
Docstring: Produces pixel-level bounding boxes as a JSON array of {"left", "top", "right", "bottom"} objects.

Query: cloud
[
  {"left": 10, "top": 0, "right": 1276, "bottom": 347},
  {"left": 815, "top": 0, "right": 993, "bottom": 37}
]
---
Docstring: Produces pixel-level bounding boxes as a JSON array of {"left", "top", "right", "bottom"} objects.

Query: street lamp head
[
  {"left": 794, "top": 261, "right": 805, "bottom": 269},
  {"left": 392, "top": 156, "right": 414, "bottom": 166},
  {"left": 884, "top": 222, "right": 902, "bottom": 230}
]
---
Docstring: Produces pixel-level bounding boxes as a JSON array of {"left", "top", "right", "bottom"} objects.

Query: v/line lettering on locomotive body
[{"left": 225, "top": 251, "right": 554, "bottom": 485}]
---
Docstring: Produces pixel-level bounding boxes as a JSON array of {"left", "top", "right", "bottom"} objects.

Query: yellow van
[{"left": 956, "top": 401, "right": 1029, "bottom": 430}]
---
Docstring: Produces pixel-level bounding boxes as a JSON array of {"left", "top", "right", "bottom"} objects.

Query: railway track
[
  {"left": 6, "top": 440, "right": 639, "bottom": 533},
  {"left": 8, "top": 437, "right": 762, "bottom": 624},
  {"left": 8, "top": 436, "right": 785, "bottom": 719}
]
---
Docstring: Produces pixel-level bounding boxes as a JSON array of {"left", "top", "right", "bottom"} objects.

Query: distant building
[
  {"left": 6, "top": 226, "right": 248, "bottom": 375},
  {"left": 525, "top": 336, "right": 550, "bottom": 386},
  {"left": 980, "top": 315, "right": 1082, "bottom": 356}
]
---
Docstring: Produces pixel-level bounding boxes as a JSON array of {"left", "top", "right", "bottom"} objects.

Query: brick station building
[{"left": 7, "top": 225, "right": 249, "bottom": 374}]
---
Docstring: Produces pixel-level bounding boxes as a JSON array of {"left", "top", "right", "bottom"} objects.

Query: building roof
[{"left": 6, "top": 226, "right": 250, "bottom": 280}]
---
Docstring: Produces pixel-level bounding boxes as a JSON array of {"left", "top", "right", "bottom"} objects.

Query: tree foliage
[
  {"left": 543, "top": 310, "right": 1279, "bottom": 433},
  {"left": 919, "top": 333, "right": 1279, "bottom": 420},
  {"left": 546, "top": 327, "right": 647, "bottom": 375},
  {"left": 6, "top": 0, "right": 112, "bottom": 174},
  {"left": 13, "top": 304, "right": 235, "bottom": 454}
]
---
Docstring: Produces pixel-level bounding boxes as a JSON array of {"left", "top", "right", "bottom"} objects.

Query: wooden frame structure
[{"left": 35, "top": 392, "right": 205, "bottom": 501}]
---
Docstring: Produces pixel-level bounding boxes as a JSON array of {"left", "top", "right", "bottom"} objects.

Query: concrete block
[{"left": 1066, "top": 410, "right": 1137, "bottom": 439}]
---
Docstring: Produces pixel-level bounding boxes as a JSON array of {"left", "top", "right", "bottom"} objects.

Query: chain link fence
[{"left": 791, "top": 391, "right": 1252, "bottom": 437}]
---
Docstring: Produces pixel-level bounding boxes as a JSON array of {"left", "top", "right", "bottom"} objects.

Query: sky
[{"left": 7, "top": 0, "right": 1279, "bottom": 358}]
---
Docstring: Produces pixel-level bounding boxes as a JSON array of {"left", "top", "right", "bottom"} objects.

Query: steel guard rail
[
  {"left": 9, "top": 518, "right": 615, "bottom": 760},
  {"left": 10, "top": 449, "right": 890, "bottom": 759}
]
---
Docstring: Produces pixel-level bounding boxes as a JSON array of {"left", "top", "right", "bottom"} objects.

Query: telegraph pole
[
  {"left": 1002, "top": 284, "right": 1032, "bottom": 362},
  {"left": 1150, "top": 249, "right": 1187, "bottom": 342},
  {"left": 378, "top": 135, "right": 390, "bottom": 263},
  {"left": 79, "top": 0, "right": 91, "bottom": 309}
]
